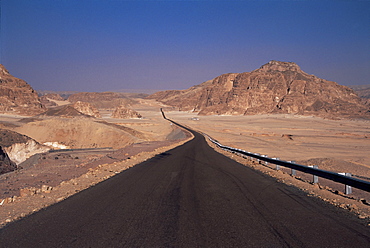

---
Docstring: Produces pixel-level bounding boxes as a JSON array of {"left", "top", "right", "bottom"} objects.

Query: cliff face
[
  {"left": 149, "top": 61, "right": 369, "bottom": 118},
  {"left": 0, "top": 65, "right": 45, "bottom": 115}
]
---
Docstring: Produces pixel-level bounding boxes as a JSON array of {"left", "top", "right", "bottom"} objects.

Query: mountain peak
[
  {"left": 258, "top": 60, "right": 301, "bottom": 72},
  {"left": 0, "top": 64, "right": 10, "bottom": 77}
]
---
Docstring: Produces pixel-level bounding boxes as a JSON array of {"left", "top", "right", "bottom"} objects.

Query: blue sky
[{"left": 1, "top": 0, "right": 369, "bottom": 92}]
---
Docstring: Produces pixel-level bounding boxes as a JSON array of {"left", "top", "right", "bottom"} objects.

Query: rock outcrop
[
  {"left": 0, "top": 129, "right": 49, "bottom": 169},
  {"left": 0, "top": 64, "right": 45, "bottom": 115},
  {"left": 73, "top": 101, "right": 101, "bottom": 118},
  {"left": 149, "top": 61, "right": 369, "bottom": 118},
  {"left": 111, "top": 106, "right": 142, "bottom": 119},
  {"left": 0, "top": 146, "right": 17, "bottom": 175}
]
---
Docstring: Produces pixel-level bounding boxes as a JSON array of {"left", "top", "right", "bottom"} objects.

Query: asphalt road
[{"left": 0, "top": 123, "right": 369, "bottom": 247}]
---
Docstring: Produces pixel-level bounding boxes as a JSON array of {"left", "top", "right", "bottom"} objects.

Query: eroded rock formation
[
  {"left": 111, "top": 106, "right": 142, "bottom": 119},
  {"left": 73, "top": 101, "right": 101, "bottom": 118},
  {"left": 149, "top": 61, "right": 369, "bottom": 118},
  {"left": 0, "top": 64, "right": 45, "bottom": 115}
]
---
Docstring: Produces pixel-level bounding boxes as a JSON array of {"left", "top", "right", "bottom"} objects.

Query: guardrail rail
[{"left": 204, "top": 134, "right": 370, "bottom": 194}]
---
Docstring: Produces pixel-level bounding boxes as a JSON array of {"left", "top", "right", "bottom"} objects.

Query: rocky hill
[
  {"left": 0, "top": 65, "right": 45, "bottom": 115},
  {"left": 149, "top": 61, "right": 369, "bottom": 119},
  {"left": 111, "top": 106, "right": 142, "bottom": 119}
]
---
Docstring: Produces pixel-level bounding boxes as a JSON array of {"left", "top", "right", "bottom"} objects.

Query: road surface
[{"left": 0, "top": 122, "right": 369, "bottom": 247}]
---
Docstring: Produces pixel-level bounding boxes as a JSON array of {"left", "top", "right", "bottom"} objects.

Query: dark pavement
[{"left": 0, "top": 125, "right": 369, "bottom": 247}]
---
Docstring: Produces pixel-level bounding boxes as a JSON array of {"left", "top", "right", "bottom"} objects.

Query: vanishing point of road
[{"left": 0, "top": 120, "right": 369, "bottom": 247}]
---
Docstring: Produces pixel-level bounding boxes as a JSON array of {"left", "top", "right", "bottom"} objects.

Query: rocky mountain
[
  {"left": 73, "top": 101, "right": 101, "bottom": 118},
  {"left": 111, "top": 106, "right": 142, "bottom": 119},
  {"left": 0, "top": 64, "right": 45, "bottom": 115},
  {"left": 149, "top": 61, "right": 369, "bottom": 118}
]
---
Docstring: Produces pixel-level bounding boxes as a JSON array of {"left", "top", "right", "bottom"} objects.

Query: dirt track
[{"left": 0, "top": 125, "right": 369, "bottom": 247}]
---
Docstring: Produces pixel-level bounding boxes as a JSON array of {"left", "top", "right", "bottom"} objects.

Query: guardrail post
[
  {"left": 339, "top": 173, "right": 353, "bottom": 194},
  {"left": 313, "top": 165, "right": 319, "bottom": 183},
  {"left": 309, "top": 165, "right": 319, "bottom": 183},
  {"left": 345, "top": 173, "right": 353, "bottom": 194},
  {"left": 274, "top": 158, "right": 280, "bottom": 170},
  {"left": 262, "top": 155, "right": 268, "bottom": 165},
  {"left": 289, "top": 161, "right": 296, "bottom": 176}
]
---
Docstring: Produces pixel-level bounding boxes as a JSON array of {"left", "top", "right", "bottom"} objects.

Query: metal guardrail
[{"left": 205, "top": 134, "right": 370, "bottom": 193}]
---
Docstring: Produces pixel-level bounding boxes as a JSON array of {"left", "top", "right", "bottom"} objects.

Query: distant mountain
[
  {"left": 38, "top": 90, "right": 151, "bottom": 100},
  {"left": 350, "top": 85, "right": 370, "bottom": 99},
  {"left": 68, "top": 92, "right": 138, "bottom": 109},
  {"left": 148, "top": 60, "right": 369, "bottom": 119},
  {"left": 0, "top": 65, "right": 45, "bottom": 115},
  {"left": 38, "top": 91, "right": 80, "bottom": 100}
]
